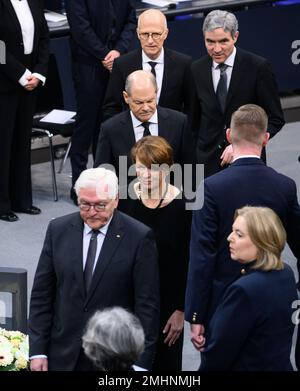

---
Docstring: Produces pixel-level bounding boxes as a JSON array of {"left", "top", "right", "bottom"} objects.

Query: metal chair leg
[
  {"left": 58, "top": 139, "right": 72, "bottom": 174},
  {"left": 48, "top": 134, "right": 58, "bottom": 201}
]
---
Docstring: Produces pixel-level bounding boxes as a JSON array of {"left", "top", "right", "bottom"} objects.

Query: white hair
[{"left": 74, "top": 168, "right": 118, "bottom": 199}]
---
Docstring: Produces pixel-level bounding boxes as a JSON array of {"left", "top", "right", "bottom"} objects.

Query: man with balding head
[
  {"left": 94, "top": 70, "right": 195, "bottom": 202},
  {"left": 102, "top": 9, "right": 192, "bottom": 120}
]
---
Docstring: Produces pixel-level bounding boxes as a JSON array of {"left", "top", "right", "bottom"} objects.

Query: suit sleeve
[
  {"left": 185, "top": 183, "right": 218, "bottom": 325},
  {"left": 286, "top": 180, "right": 300, "bottom": 272},
  {"left": 28, "top": 222, "right": 57, "bottom": 356},
  {"left": 188, "top": 67, "right": 202, "bottom": 144},
  {"left": 256, "top": 60, "right": 285, "bottom": 138},
  {"left": 102, "top": 60, "right": 126, "bottom": 120},
  {"left": 182, "top": 58, "right": 193, "bottom": 116},
  {"left": 200, "top": 284, "right": 255, "bottom": 370},
  {"left": 113, "top": 1, "right": 136, "bottom": 55},
  {"left": 32, "top": 5, "right": 49, "bottom": 77},
  {"left": 133, "top": 230, "right": 160, "bottom": 370},
  {"left": 94, "top": 124, "right": 114, "bottom": 168}
]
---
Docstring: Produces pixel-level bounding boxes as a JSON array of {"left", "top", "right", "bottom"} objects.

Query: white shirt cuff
[
  {"left": 32, "top": 72, "right": 46, "bottom": 86},
  {"left": 18, "top": 69, "right": 31, "bottom": 86},
  {"left": 30, "top": 355, "right": 48, "bottom": 360}
]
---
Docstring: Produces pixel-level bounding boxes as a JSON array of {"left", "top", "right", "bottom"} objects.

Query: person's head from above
[
  {"left": 203, "top": 10, "right": 239, "bottom": 64},
  {"left": 123, "top": 70, "right": 157, "bottom": 123},
  {"left": 227, "top": 104, "right": 270, "bottom": 157},
  {"left": 137, "top": 9, "right": 168, "bottom": 60},
  {"left": 82, "top": 307, "right": 145, "bottom": 371},
  {"left": 227, "top": 206, "right": 285, "bottom": 271},
  {"left": 74, "top": 168, "right": 119, "bottom": 230},
  {"left": 131, "top": 135, "right": 173, "bottom": 195}
]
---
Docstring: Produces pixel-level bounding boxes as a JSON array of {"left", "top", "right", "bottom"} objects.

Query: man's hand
[
  {"left": 102, "top": 50, "right": 120, "bottom": 72},
  {"left": 220, "top": 144, "right": 234, "bottom": 166},
  {"left": 190, "top": 323, "right": 206, "bottom": 351},
  {"left": 30, "top": 357, "right": 48, "bottom": 371},
  {"left": 163, "top": 310, "right": 184, "bottom": 347},
  {"left": 24, "top": 75, "right": 40, "bottom": 91}
]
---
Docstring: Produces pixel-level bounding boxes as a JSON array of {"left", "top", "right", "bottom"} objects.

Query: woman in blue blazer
[{"left": 200, "top": 206, "right": 298, "bottom": 371}]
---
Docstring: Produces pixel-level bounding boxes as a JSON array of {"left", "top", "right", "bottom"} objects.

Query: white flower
[
  {"left": 0, "top": 348, "right": 14, "bottom": 367},
  {"left": 0, "top": 329, "right": 29, "bottom": 371}
]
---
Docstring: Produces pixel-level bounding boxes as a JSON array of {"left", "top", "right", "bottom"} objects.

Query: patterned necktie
[
  {"left": 216, "top": 63, "right": 228, "bottom": 113},
  {"left": 148, "top": 61, "right": 157, "bottom": 78},
  {"left": 84, "top": 230, "right": 99, "bottom": 293},
  {"left": 141, "top": 122, "right": 151, "bottom": 137}
]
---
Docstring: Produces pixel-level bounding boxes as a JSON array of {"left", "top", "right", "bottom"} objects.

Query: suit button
[
  {"left": 84, "top": 308, "right": 88, "bottom": 312},
  {"left": 20, "top": 42, "right": 23, "bottom": 46},
  {"left": 218, "top": 144, "right": 223, "bottom": 150},
  {"left": 241, "top": 268, "right": 246, "bottom": 275}
]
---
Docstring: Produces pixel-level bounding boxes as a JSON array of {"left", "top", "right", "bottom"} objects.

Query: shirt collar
[
  {"left": 130, "top": 110, "right": 158, "bottom": 128},
  {"left": 142, "top": 47, "right": 164, "bottom": 64},
  {"left": 212, "top": 46, "right": 236, "bottom": 70},
  {"left": 232, "top": 154, "right": 261, "bottom": 163},
  {"left": 83, "top": 215, "right": 113, "bottom": 237}
]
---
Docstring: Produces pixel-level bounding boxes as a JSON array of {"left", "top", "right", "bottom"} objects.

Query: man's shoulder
[
  {"left": 48, "top": 212, "right": 81, "bottom": 229},
  {"left": 164, "top": 48, "right": 192, "bottom": 64},
  {"left": 116, "top": 210, "right": 153, "bottom": 237},
  {"left": 102, "top": 110, "right": 130, "bottom": 130},
  {"left": 236, "top": 47, "right": 268, "bottom": 66},
  {"left": 157, "top": 106, "right": 186, "bottom": 121},
  {"left": 191, "top": 55, "right": 211, "bottom": 70},
  {"left": 114, "top": 49, "right": 141, "bottom": 66}
]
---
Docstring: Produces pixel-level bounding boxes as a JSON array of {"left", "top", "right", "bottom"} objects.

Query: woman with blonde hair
[{"left": 200, "top": 206, "right": 298, "bottom": 371}]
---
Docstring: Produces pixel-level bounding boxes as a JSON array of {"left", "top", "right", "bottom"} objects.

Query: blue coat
[
  {"left": 200, "top": 264, "right": 298, "bottom": 371},
  {"left": 185, "top": 158, "right": 300, "bottom": 325}
]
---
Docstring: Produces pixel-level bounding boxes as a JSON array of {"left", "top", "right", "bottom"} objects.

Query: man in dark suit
[
  {"left": 0, "top": 0, "right": 49, "bottom": 221},
  {"left": 65, "top": 0, "right": 136, "bottom": 203},
  {"left": 29, "top": 167, "right": 159, "bottom": 371},
  {"left": 185, "top": 104, "right": 300, "bottom": 355},
  {"left": 102, "top": 8, "right": 192, "bottom": 120},
  {"left": 190, "top": 10, "right": 284, "bottom": 177},
  {"left": 95, "top": 70, "right": 196, "bottom": 201}
]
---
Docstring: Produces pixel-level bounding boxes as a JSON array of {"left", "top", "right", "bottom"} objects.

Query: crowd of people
[{"left": 1, "top": 2, "right": 299, "bottom": 372}]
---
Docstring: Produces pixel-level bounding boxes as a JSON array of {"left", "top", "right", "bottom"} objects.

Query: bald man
[
  {"left": 102, "top": 9, "right": 192, "bottom": 120},
  {"left": 94, "top": 70, "right": 195, "bottom": 205}
]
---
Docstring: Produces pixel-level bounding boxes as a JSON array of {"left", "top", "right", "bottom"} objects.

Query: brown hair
[
  {"left": 230, "top": 104, "right": 268, "bottom": 146},
  {"left": 234, "top": 206, "right": 286, "bottom": 271},
  {"left": 131, "top": 136, "right": 173, "bottom": 168}
]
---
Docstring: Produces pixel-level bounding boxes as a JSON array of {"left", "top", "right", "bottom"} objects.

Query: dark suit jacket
[
  {"left": 200, "top": 264, "right": 297, "bottom": 371},
  {"left": 185, "top": 158, "right": 300, "bottom": 325},
  {"left": 190, "top": 48, "right": 285, "bottom": 177},
  {"left": 65, "top": 0, "right": 136, "bottom": 63},
  {"left": 0, "top": 0, "right": 49, "bottom": 92},
  {"left": 28, "top": 210, "right": 160, "bottom": 371},
  {"left": 102, "top": 48, "right": 192, "bottom": 120},
  {"left": 94, "top": 107, "right": 196, "bottom": 195}
]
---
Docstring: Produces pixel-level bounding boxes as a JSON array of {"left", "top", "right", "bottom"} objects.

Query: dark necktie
[
  {"left": 216, "top": 63, "right": 228, "bottom": 113},
  {"left": 148, "top": 61, "right": 157, "bottom": 78},
  {"left": 141, "top": 122, "right": 151, "bottom": 137},
  {"left": 84, "top": 230, "right": 99, "bottom": 293}
]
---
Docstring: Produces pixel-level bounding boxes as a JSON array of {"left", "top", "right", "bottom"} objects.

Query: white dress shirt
[
  {"left": 130, "top": 110, "right": 158, "bottom": 142},
  {"left": 142, "top": 48, "right": 164, "bottom": 102},
  {"left": 212, "top": 46, "right": 236, "bottom": 92},
  {"left": 10, "top": 0, "right": 46, "bottom": 86}
]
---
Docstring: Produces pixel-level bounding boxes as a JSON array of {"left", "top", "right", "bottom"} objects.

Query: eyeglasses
[
  {"left": 79, "top": 202, "right": 109, "bottom": 212},
  {"left": 138, "top": 32, "right": 164, "bottom": 41}
]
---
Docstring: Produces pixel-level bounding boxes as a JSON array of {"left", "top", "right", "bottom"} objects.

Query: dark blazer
[
  {"left": 28, "top": 210, "right": 160, "bottom": 371},
  {"left": 0, "top": 0, "right": 49, "bottom": 92},
  {"left": 185, "top": 158, "right": 300, "bottom": 325},
  {"left": 102, "top": 48, "right": 192, "bottom": 120},
  {"left": 200, "top": 264, "right": 298, "bottom": 371},
  {"left": 66, "top": 0, "right": 136, "bottom": 63},
  {"left": 95, "top": 106, "right": 195, "bottom": 180},
  {"left": 190, "top": 48, "right": 285, "bottom": 177}
]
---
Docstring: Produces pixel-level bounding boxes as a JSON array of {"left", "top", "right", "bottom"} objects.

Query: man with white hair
[{"left": 28, "top": 168, "right": 159, "bottom": 371}]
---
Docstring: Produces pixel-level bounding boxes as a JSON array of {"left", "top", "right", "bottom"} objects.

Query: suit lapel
[
  {"left": 203, "top": 56, "right": 220, "bottom": 110},
  {"left": 27, "top": 0, "right": 38, "bottom": 51},
  {"left": 119, "top": 111, "right": 136, "bottom": 152},
  {"left": 69, "top": 214, "right": 85, "bottom": 298},
  {"left": 157, "top": 107, "right": 169, "bottom": 140},
  {"left": 85, "top": 211, "right": 125, "bottom": 303},
  {"left": 159, "top": 49, "right": 172, "bottom": 104},
  {"left": 226, "top": 49, "right": 243, "bottom": 111},
  {"left": 3, "top": 0, "right": 23, "bottom": 39}
]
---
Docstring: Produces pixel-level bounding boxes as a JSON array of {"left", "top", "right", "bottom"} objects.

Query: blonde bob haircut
[{"left": 234, "top": 206, "right": 286, "bottom": 271}]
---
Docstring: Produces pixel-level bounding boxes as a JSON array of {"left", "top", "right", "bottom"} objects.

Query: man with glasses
[
  {"left": 28, "top": 167, "right": 159, "bottom": 371},
  {"left": 102, "top": 8, "right": 192, "bottom": 120}
]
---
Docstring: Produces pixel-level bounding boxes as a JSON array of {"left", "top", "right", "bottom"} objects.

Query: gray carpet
[{"left": 1, "top": 121, "right": 300, "bottom": 370}]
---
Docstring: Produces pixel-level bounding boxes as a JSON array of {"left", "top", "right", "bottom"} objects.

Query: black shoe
[
  {"left": 0, "top": 212, "right": 19, "bottom": 222},
  {"left": 14, "top": 206, "right": 41, "bottom": 215},
  {"left": 70, "top": 189, "right": 78, "bottom": 206}
]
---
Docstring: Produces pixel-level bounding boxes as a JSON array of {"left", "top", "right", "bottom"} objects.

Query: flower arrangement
[{"left": 0, "top": 328, "right": 29, "bottom": 371}]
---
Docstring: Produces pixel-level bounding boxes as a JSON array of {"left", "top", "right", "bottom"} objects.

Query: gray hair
[
  {"left": 82, "top": 307, "right": 145, "bottom": 371},
  {"left": 74, "top": 167, "right": 118, "bottom": 199},
  {"left": 125, "top": 70, "right": 157, "bottom": 96},
  {"left": 203, "top": 10, "right": 238, "bottom": 38}
]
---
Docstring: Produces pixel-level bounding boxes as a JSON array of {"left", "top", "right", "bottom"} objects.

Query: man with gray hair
[
  {"left": 190, "top": 10, "right": 284, "bottom": 178},
  {"left": 28, "top": 167, "right": 159, "bottom": 371},
  {"left": 82, "top": 307, "right": 146, "bottom": 371}
]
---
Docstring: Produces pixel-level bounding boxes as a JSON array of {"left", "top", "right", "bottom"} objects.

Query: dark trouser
[
  {"left": 0, "top": 88, "right": 36, "bottom": 213},
  {"left": 70, "top": 61, "right": 109, "bottom": 187}
]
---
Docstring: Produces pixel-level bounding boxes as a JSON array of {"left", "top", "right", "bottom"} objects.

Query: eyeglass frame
[
  {"left": 138, "top": 31, "right": 165, "bottom": 41},
  {"left": 78, "top": 201, "right": 111, "bottom": 212}
]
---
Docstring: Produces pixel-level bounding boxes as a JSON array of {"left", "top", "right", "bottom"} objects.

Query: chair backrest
[{"left": 35, "top": 54, "right": 64, "bottom": 113}]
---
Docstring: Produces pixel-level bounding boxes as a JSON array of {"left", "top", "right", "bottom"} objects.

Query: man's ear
[
  {"left": 233, "top": 31, "right": 239, "bottom": 43},
  {"left": 262, "top": 132, "right": 270, "bottom": 146},
  {"left": 226, "top": 128, "right": 232, "bottom": 144},
  {"left": 123, "top": 91, "right": 129, "bottom": 104}
]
